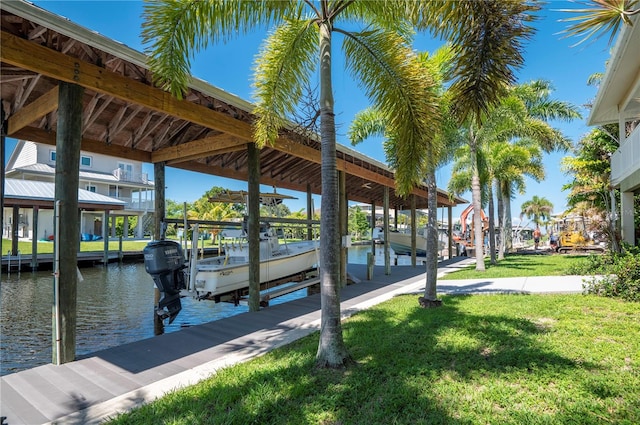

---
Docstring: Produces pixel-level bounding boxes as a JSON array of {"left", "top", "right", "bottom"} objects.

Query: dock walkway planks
[{"left": 0, "top": 258, "right": 473, "bottom": 425}]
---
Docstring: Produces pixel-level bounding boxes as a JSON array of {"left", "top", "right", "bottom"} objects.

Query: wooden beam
[
  {"left": 10, "top": 126, "right": 151, "bottom": 163},
  {"left": 1, "top": 31, "right": 253, "bottom": 140},
  {"left": 274, "top": 137, "right": 319, "bottom": 163},
  {"left": 166, "top": 145, "right": 247, "bottom": 166},
  {"left": 152, "top": 134, "right": 247, "bottom": 163},
  {"left": 7, "top": 86, "right": 59, "bottom": 135}
]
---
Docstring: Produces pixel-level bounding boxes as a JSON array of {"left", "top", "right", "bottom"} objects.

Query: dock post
[
  {"left": 102, "top": 210, "right": 110, "bottom": 265},
  {"left": 366, "top": 252, "right": 374, "bottom": 280},
  {"left": 118, "top": 236, "right": 123, "bottom": 263},
  {"left": 383, "top": 186, "right": 391, "bottom": 275},
  {"left": 31, "top": 206, "right": 39, "bottom": 270}
]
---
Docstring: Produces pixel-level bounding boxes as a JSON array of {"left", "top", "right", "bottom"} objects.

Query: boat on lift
[
  {"left": 190, "top": 222, "right": 318, "bottom": 303},
  {"left": 384, "top": 228, "right": 447, "bottom": 256},
  {"left": 187, "top": 190, "right": 319, "bottom": 304}
]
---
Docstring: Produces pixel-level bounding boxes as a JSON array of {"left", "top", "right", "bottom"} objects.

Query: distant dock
[{"left": 1, "top": 248, "right": 219, "bottom": 272}]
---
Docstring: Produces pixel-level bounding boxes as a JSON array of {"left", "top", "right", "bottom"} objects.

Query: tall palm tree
[
  {"left": 142, "top": 0, "right": 437, "bottom": 369},
  {"left": 458, "top": 80, "right": 579, "bottom": 259},
  {"left": 349, "top": 46, "right": 462, "bottom": 306},
  {"left": 498, "top": 80, "right": 579, "bottom": 253},
  {"left": 141, "top": 0, "right": 539, "bottom": 368},
  {"left": 448, "top": 87, "right": 553, "bottom": 268},
  {"left": 422, "top": 1, "right": 540, "bottom": 272},
  {"left": 520, "top": 195, "right": 554, "bottom": 227}
]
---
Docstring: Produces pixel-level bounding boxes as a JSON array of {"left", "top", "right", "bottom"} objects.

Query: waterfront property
[
  {"left": 0, "top": 258, "right": 478, "bottom": 424},
  {"left": 0, "top": 0, "right": 465, "bottom": 371},
  {"left": 4, "top": 140, "right": 155, "bottom": 241}
]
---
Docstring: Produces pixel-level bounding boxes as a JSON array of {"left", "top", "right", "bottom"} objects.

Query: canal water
[{"left": 0, "top": 245, "right": 411, "bottom": 376}]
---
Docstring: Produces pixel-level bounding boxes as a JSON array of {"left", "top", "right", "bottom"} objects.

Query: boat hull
[
  {"left": 385, "top": 231, "right": 447, "bottom": 257},
  {"left": 193, "top": 241, "right": 318, "bottom": 299},
  {"left": 387, "top": 232, "right": 428, "bottom": 256}
]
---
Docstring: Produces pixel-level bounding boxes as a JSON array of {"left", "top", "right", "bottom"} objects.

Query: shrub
[{"left": 582, "top": 251, "right": 640, "bottom": 302}]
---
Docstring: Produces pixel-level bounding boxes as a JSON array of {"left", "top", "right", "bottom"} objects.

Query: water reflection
[{"left": 0, "top": 244, "right": 405, "bottom": 375}]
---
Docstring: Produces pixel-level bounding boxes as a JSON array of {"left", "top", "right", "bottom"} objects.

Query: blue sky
[{"left": 4, "top": 1, "right": 614, "bottom": 225}]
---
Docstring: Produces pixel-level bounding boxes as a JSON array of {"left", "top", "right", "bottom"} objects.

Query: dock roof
[{"left": 1, "top": 1, "right": 466, "bottom": 210}]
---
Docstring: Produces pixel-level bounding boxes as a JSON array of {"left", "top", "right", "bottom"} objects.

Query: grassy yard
[
  {"left": 107, "top": 293, "right": 639, "bottom": 424},
  {"left": 440, "top": 253, "right": 591, "bottom": 279},
  {"left": 1, "top": 238, "right": 151, "bottom": 254}
]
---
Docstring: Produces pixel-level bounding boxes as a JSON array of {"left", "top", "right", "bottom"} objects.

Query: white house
[
  {"left": 587, "top": 15, "right": 640, "bottom": 246},
  {"left": 4, "top": 140, "right": 155, "bottom": 240}
]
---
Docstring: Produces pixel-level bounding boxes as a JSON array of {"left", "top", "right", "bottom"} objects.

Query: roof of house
[
  {"left": 4, "top": 179, "right": 126, "bottom": 210},
  {"left": 588, "top": 15, "right": 640, "bottom": 126},
  {"left": 7, "top": 163, "right": 154, "bottom": 187}
]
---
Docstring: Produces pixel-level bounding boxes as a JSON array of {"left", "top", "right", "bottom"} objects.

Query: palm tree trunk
[
  {"left": 315, "top": 22, "right": 351, "bottom": 369},
  {"left": 422, "top": 169, "right": 439, "bottom": 303},
  {"left": 496, "top": 180, "right": 505, "bottom": 260},
  {"left": 470, "top": 137, "right": 486, "bottom": 271},
  {"left": 503, "top": 182, "right": 513, "bottom": 253},
  {"left": 487, "top": 182, "right": 496, "bottom": 265}
]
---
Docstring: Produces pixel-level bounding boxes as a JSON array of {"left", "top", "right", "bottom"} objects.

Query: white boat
[
  {"left": 191, "top": 225, "right": 318, "bottom": 302},
  {"left": 383, "top": 229, "right": 447, "bottom": 256}
]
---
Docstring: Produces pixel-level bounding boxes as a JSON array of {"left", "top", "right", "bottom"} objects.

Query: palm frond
[
  {"left": 341, "top": 28, "right": 440, "bottom": 195},
  {"left": 421, "top": 0, "right": 539, "bottom": 124},
  {"left": 142, "top": 0, "right": 300, "bottom": 98},
  {"left": 558, "top": 0, "right": 639, "bottom": 46},
  {"left": 253, "top": 18, "right": 319, "bottom": 146},
  {"left": 348, "top": 108, "right": 387, "bottom": 145}
]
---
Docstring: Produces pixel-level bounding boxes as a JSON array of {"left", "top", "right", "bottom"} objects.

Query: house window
[
  {"left": 50, "top": 151, "right": 56, "bottom": 162},
  {"left": 81, "top": 155, "right": 92, "bottom": 167},
  {"left": 86, "top": 185, "right": 97, "bottom": 193}
]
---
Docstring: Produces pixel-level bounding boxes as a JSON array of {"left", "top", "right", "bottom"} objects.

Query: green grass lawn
[
  {"left": 440, "top": 253, "right": 591, "bottom": 279},
  {"left": 1, "top": 238, "right": 151, "bottom": 254},
  {"left": 107, "top": 293, "right": 640, "bottom": 424}
]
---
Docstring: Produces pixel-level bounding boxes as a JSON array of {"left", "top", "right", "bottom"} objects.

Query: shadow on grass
[{"left": 108, "top": 293, "right": 619, "bottom": 425}]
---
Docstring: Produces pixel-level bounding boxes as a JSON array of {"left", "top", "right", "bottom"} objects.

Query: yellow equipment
[{"left": 551, "top": 215, "right": 605, "bottom": 254}]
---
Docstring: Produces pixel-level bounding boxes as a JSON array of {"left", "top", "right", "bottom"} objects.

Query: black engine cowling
[{"left": 143, "top": 240, "right": 186, "bottom": 324}]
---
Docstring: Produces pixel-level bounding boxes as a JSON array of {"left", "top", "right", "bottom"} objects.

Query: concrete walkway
[
  {"left": 1, "top": 257, "right": 589, "bottom": 425},
  {"left": 435, "top": 275, "right": 588, "bottom": 296}
]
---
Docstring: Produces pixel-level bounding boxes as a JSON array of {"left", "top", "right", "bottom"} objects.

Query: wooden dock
[{"left": 0, "top": 258, "right": 473, "bottom": 425}]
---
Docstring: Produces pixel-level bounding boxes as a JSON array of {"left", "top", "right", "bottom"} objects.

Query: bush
[
  {"left": 565, "top": 252, "right": 615, "bottom": 275},
  {"left": 582, "top": 251, "right": 640, "bottom": 302}
]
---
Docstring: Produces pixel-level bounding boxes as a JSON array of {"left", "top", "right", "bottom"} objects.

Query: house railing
[
  {"left": 113, "top": 197, "right": 155, "bottom": 211},
  {"left": 112, "top": 168, "right": 150, "bottom": 184},
  {"left": 611, "top": 125, "right": 640, "bottom": 186}
]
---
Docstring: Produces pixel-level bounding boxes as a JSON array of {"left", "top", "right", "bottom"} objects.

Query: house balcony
[
  {"left": 112, "top": 168, "right": 150, "bottom": 184},
  {"left": 113, "top": 196, "right": 155, "bottom": 212},
  {"left": 611, "top": 125, "right": 640, "bottom": 187}
]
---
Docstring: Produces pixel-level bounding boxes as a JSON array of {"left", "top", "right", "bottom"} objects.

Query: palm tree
[
  {"left": 349, "top": 46, "right": 461, "bottom": 307},
  {"left": 141, "top": 0, "right": 438, "bottom": 369},
  {"left": 520, "top": 195, "right": 554, "bottom": 228},
  {"left": 461, "top": 80, "right": 579, "bottom": 259},
  {"left": 498, "top": 80, "right": 579, "bottom": 253},
  {"left": 492, "top": 139, "right": 545, "bottom": 259},
  {"left": 141, "top": 0, "right": 539, "bottom": 368},
  {"left": 448, "top": 86, "right": 553, "bottom": 267}
]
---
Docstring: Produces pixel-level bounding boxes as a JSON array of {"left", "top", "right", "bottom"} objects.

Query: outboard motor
[{"left": 143, "top": 240, "right": 186, "bottom": 324}]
